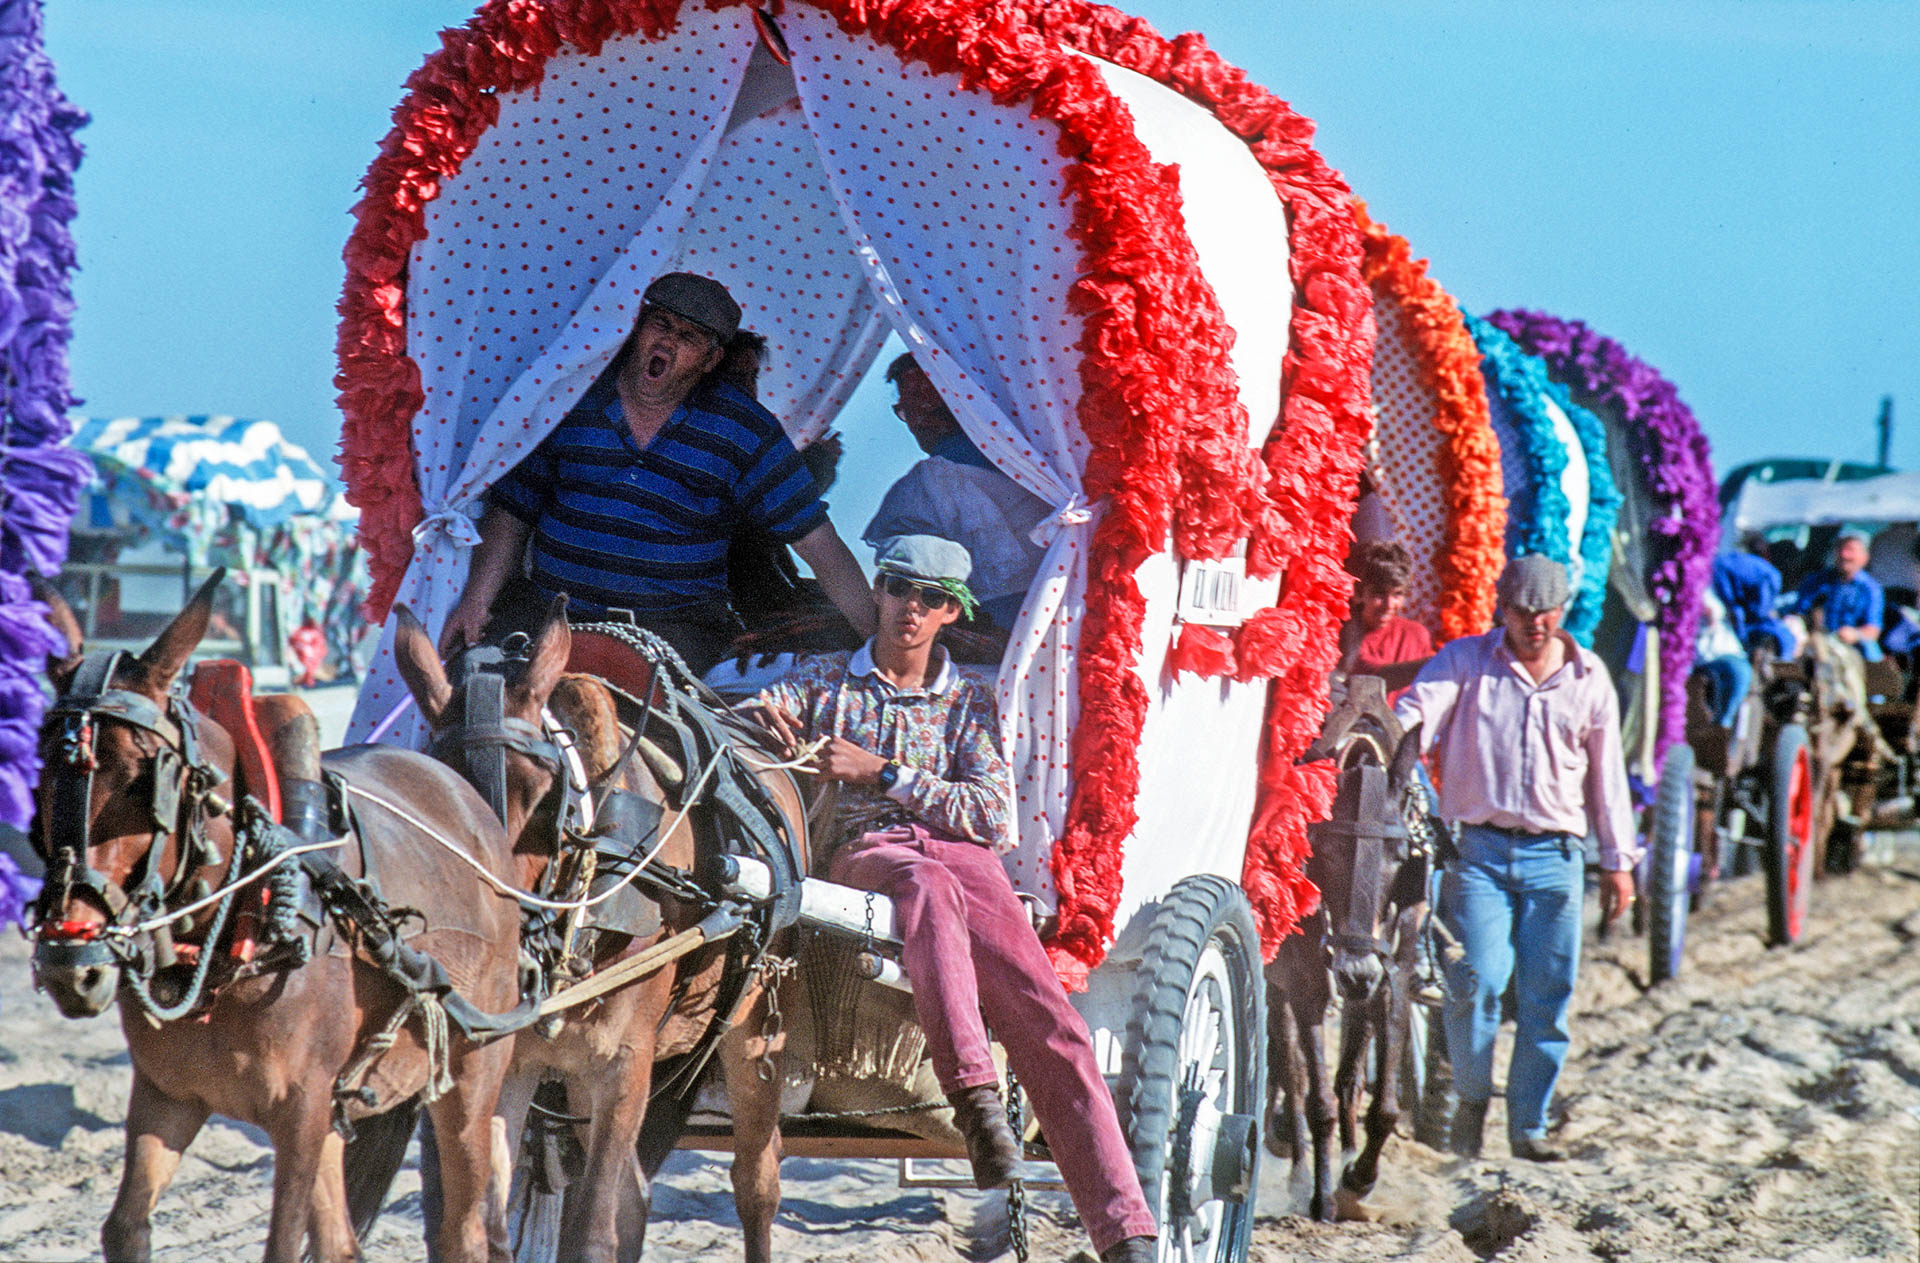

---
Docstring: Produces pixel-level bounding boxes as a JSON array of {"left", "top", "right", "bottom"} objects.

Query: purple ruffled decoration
[
  {"left": 0, "top": 852, "right": 37, "bottom": 929},
  {"left": 1487, "top": 310, "right": 1719, "bottom": 765},
  {"left": 0, "top": 0, "right": 88, "bottom": 829}
]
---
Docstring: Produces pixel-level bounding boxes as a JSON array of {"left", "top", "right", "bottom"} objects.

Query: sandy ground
[{"left": 0, "top": 847, "right": 1914, "bottom": 1263}]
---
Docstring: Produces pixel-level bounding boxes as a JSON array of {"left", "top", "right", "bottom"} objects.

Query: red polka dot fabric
[
  {"left": 672, "top": 85, "right": 892, "bottom": 443},
  {"left": 349, "top": 8, "right": 762, "bottom": 749},
  {"left": 1367, "top": 293, "right": 1451, "bottom": 633},
  {"left": 786, "top": 8, "right": 1094, "bottom": 905}
]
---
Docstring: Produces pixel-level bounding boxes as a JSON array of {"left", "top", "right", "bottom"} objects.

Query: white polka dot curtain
[
  {"left": 783, "top": 8, "right": 1097, "bottom": 898},
  {"left": 348, "top": 7, "right": 1101, "bottom": 884},
  {"left": 348, "top": 6, "right": 765, "bottom": 751}
]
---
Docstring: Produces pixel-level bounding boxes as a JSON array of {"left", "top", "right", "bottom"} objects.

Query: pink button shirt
[{"left": 1393, "top": 628, "right": 1641, "bottom": 871}]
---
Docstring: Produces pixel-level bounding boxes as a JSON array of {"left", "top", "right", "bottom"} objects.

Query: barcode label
[{"left": 1177, "top": 557, "right": 1248, "bottom": 627}]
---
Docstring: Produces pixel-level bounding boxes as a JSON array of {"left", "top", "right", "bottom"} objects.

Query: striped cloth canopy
[{"left": 70, "top": 415, "right": 340, "bottom": 533}]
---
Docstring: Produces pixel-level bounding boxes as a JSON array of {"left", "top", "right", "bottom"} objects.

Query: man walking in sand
[{"left": 1394, "top": 554, "right": 1639, "bottom": 1161}]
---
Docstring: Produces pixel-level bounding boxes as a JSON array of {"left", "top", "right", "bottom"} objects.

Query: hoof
[
  {"left": 1263, "top": 1109, "right": 1291, "bottom": 1160},
  {"left": 1334, "top": 1185, "right": 1382, "bottom": 1223}
]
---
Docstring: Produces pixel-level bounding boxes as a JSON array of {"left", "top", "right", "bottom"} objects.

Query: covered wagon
[{"left": 336, "top": 2, "right": 1375, "bottom": 1258}]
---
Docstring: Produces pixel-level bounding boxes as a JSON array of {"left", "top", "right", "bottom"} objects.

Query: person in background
[
  {"left": 1694, "top": 588, "right": 1751, "bottom": 728},
  {"left": 1789, "top": 530, "right": 1884, "bottom": 661},
  {"left": 864, "top": 355, "right": 1048, "bottom": 630},
  {"left": 1713, "top": 535, "right": 1796, "bottom": 658},
  {"left": 1338, "top": 539, "right": 1435, "bottom": 699},
  {"left": 440, "top": 273, "right": 875, "bottom": 671},
  {"left": 1395, "top": 555, "right": 1638, "bottom": 1163},
  {"left": 746, "top": 534, "right": 1157, "bottom": 1263}
]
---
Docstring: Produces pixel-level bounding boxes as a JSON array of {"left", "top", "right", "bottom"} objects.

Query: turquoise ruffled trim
[
  {"left": 1549, "top": 379, "right": 1622, "bottom": 645},
  {"left": 1467, "top": 314, "right": 1573, "bottom": 571}
]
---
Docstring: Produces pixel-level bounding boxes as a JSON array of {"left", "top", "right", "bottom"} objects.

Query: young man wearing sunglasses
[{"left": 746, "top": 534, "right": 1157, "bottom": 1263}]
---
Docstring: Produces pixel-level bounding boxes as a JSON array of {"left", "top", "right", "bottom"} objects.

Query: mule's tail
[{"left": 344, "top": 1098, "right": 422, "bottom": 1243}]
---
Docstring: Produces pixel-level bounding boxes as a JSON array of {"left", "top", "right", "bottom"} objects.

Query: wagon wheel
[
  {"left": 1645, "top": 743, "right": 1696, "bottom": 983},
  {"left": 1117, "top": 875, "right": 1265, "bottom": 1263},
  {"left": 1765, "top": 724, "right": 1816, "bottom": 947},
  {"left": 505, "top": 1082, "right": 579, "bottom": 1263}
]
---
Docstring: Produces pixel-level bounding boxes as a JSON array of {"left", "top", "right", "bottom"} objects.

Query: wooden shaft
[{"left": 534, "top": 922, "right": 735, "bottom": 1017}]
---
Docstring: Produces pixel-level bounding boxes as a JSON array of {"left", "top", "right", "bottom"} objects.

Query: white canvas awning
[{"left": 1729, "top": 472, "right": 1920, "bottom": 532}]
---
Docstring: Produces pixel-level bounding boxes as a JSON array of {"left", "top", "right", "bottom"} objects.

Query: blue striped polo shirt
[{"left": 488, "top": 378, "right": 828, "bottom": 617}]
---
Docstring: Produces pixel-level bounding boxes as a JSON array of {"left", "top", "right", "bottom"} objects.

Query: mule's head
[
  {"left": 1307, "top": 723, "right": 1427, "bottom": 1002},
  {"left": 395, "top": 599, "right": 574, "bottom": 849},
  {"left": 30, "top": 573, "right": 239, "bottom": 1017}
]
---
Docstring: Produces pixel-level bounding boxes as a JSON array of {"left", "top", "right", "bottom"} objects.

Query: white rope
[
  {"left": 340, "top": 749, "right": 725, "bottom": 914},
  {"left": 104, "top": 838, "right": 347, "bottom": 939},
  {"left": 733, "top": 736, "right": 829, "bottom": 774},
  {"left": 100, "top": 724, "right": 802, "bottom": 938}
]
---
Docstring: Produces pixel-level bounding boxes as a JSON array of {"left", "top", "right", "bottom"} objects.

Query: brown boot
[
  {"left": 946, "top": 1084, "right": 1021, "bottom": 1189},
  {"left": 1100, "top": 1236, "right": 1158, "bottom": 1263}
]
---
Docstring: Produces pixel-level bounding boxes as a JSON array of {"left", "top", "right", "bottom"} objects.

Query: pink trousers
[{"left": 831, "top": 825, "right": 1158, "bottom": 1254}]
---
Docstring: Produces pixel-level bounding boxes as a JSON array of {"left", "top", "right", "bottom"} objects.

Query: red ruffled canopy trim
[
  {"left": 1353, "top": 203, "right": 1505, "bottom": 645},
  {"left": 1030, "top": 10, "right": 1373, "bottom": 956},
  {"left": 335, "top": 0, "right": 1370, "bottom": 981}
]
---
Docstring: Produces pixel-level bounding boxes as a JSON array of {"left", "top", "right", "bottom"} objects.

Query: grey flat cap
[
  {"left": 1498, "top": 554, "right": 1570, "bottom": 612},
  {"left": 642, "top": 272, "right": 741, "bottom": 342},
  {"left": 874, "top": 534, "right": 972, "bottom": 585}
]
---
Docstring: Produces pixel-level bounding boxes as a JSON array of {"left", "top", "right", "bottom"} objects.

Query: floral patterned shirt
[{"left": 754, "top": 643, "right": 1013, "bottom": 852}]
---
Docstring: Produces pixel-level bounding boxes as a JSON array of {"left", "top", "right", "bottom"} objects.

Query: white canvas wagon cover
[{"left": 337, "top": 0, "right": 1373, "bottom": 982}]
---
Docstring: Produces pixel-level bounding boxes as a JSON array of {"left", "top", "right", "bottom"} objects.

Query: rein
[{"left": 337, "top": 755, "right": 722, "bottom": 915}]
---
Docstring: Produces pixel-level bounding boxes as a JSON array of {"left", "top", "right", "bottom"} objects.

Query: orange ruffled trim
[{"left": 1352, "top": 202, "right": 1505, "bottom": 644}]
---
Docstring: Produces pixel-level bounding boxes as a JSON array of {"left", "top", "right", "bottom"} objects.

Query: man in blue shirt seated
[
  {"left": 1714, "top": 535, "right": 1796, "bottom": 658},
  {"left": 1790, "top": 531, "right": 1885, "bottom": 662},
  {"left": 439, "top": 272, "right": 876, "bottom": 670}
]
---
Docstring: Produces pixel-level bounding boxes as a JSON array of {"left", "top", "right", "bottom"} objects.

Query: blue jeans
[
  {"left": 1697, "top": 654, "right": 1752, "bottom": 728},
  {"left": 1439, "top": 823, "right": 1585, "bottom": 1142}
]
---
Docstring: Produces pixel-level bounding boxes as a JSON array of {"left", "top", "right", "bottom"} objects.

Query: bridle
[
  {"left": 32, "top": 650, "right": 232, "bottom": 976},
  {"left": 1310, "top": 766, "right": 1436, "bottom": 971},
  {"left": 438, "top": 639, "right": 584, "bottom": 838}
]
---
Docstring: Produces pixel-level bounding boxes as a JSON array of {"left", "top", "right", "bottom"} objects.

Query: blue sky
[{"left": 45, "top": 0, "right": 1920, "bottom": 534}]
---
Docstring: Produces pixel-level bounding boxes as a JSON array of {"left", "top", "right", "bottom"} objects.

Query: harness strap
[{"left": 296, "top": 841, "right": 544, "bottom": 1044}]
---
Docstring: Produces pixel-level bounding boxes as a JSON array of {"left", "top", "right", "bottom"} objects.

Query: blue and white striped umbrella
[{"left": 69, "top": 415, "right": 339, "bottom": 530}]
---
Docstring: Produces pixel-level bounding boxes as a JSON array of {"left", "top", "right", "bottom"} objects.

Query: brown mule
[
  {"left": 29, "top": 575, "right": 524, "bottom": 1263},
  {"left": 391, "top": 602, "right": 810, "bottom": 1263},
  {"left": 1266, "top": 700, "right": 1430, "bottom": 1223}
]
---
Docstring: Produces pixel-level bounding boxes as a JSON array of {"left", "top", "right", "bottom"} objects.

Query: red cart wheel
[{"left": 1766, "top": 724, "right": 1815, "bottom": 947}]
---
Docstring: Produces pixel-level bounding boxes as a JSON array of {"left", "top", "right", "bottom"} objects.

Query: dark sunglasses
[{"left": 879, "top": 574, "right": 958, "bottom": 610}]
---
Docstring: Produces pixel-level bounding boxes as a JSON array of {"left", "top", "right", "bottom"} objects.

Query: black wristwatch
[{"left": 876, "top": 760, "right": 902, "bottom": 791}]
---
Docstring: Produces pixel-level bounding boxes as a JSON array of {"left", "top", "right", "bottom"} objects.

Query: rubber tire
[
  {"left": 1116, "top": 875, "right": 1265, "bottom": 1263},
  {"left": 1766, "top": 724, "right": 1816, "bottom": 948},
  {"left": 1646, "top": 744, "right": 1696, "bottom": 984},
  {"left": 506, "top": 1144, "right": 565, "bottom": 1263}
]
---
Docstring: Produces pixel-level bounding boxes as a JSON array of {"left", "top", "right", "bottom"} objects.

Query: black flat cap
[{"left": 642, "top": 272, "right": 741, "bottom": 342}]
